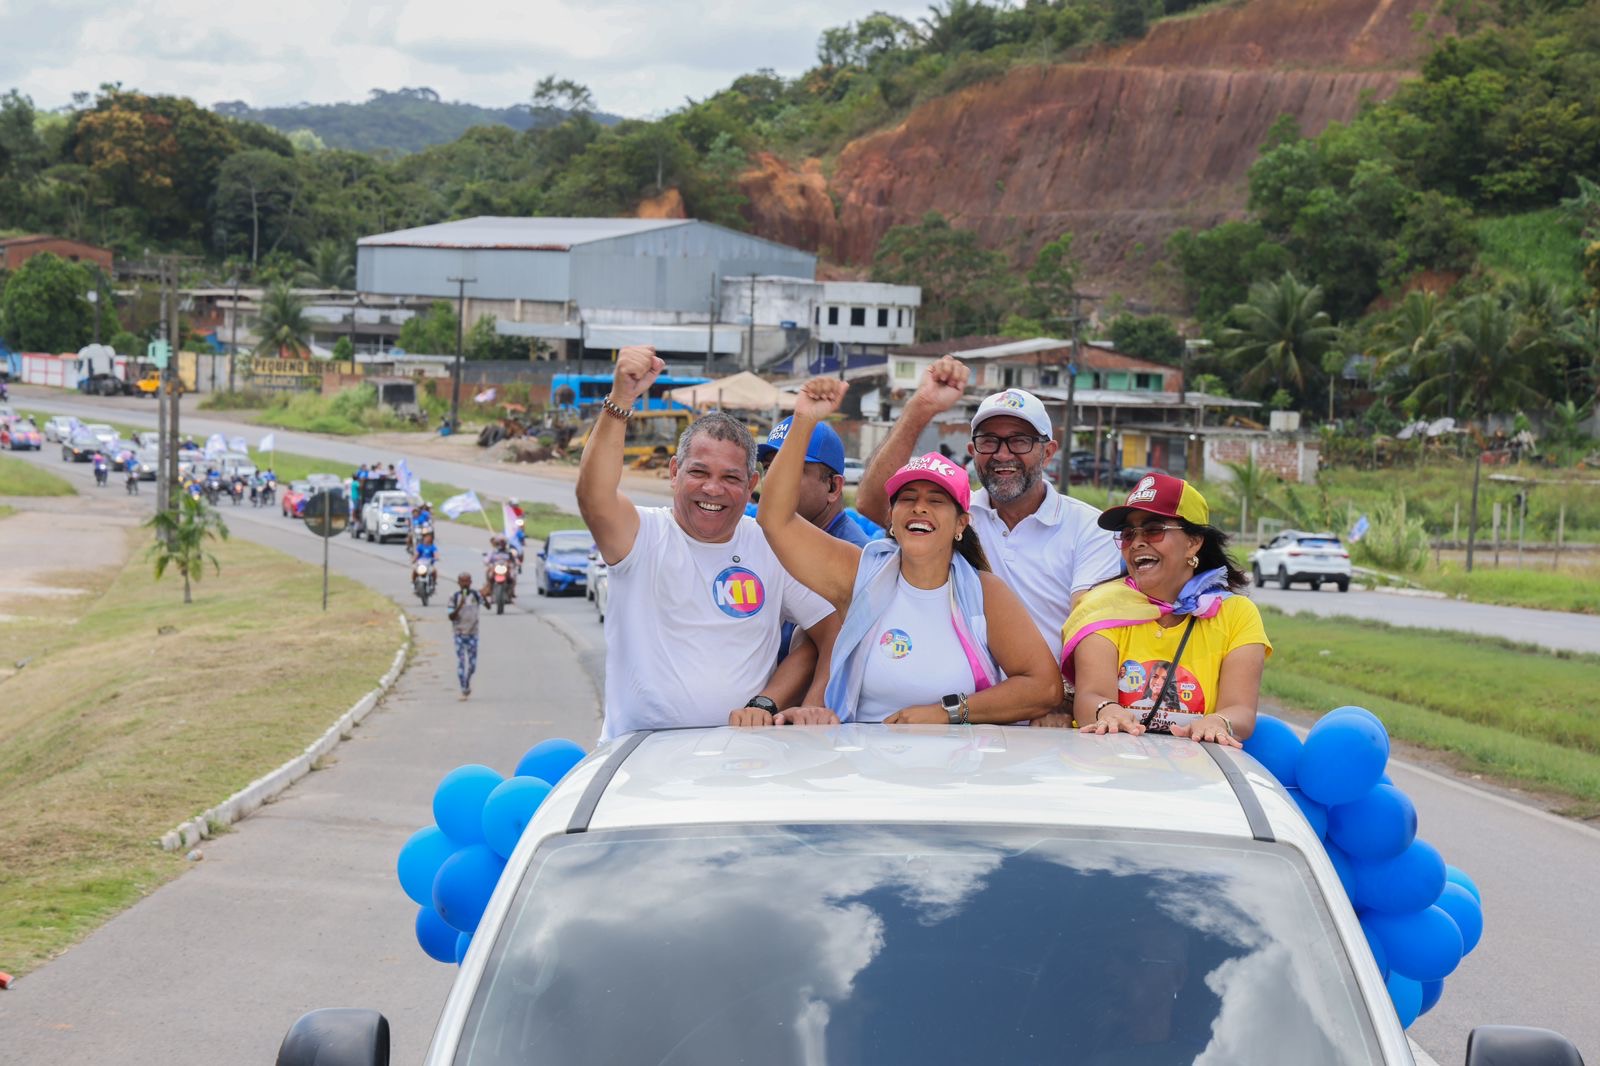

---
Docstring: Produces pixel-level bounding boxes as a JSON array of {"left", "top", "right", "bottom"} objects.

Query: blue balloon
[
  {"left": 415, "top": 904, "right": 458, "bottom": 963},
  {"left": 515, "top": 739, "right": 587, "bottom": 785},
  {"left": 1298, "top": 714, "right": 1389, "bottom": 807},
  {"left": 1387, "top": 972, "right": 1424, "bottom": 1029},
  {"left": 1328, "top": 784, "right": 1417, "bottom": 861},
  {"left": 397, "top": 825, "right": 459, "bottom": 907},
  {"left": 1325, "top": 705, "right": 1383, "bottom": 727},
  {"left": 1368, "top": 905, "right": 1464, "bottom": 982},
  {"left": 1355, "top": 838, "right": 1447, "bottom": 915},
  {"left": 1419, "top": 979, "right": 1445, "bottom": 1016},
  {"left": 481, "top": 776, "right": 552, "bottom": 859},
  {"left": 1286, "top": 787, "right": 1328, "bottom": 838},
  {"left": 1241, "top": 714, "right": 1302, "bottom": 786},
  {"left": 432, "top": 843, "right": 506, "bottom": 934},
  {"left": 1326, "top": 842, "right": 1358, "bottom": 900},
  {"left": 1435, "top": 882, "right": 1484, "bottom": 954},
  {"left": 433, "top": 765, "right": 505, "bottom": 847},
  {"left": 1445, "top": 865, "right": 1482, "bottom": 905},
  {"left": 454, "top": 930, "right": 473, "bottom": 965},
  {"left": 1358, "top": 912, "right": 1389, "bottom": 979}
]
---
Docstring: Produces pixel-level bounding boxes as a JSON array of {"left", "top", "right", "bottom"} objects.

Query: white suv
[
  {"left": 1251, "top": 529, "right": 1353, "bottom": 591},
  {"left": 275, "top": 727, "right": 1579, "bottom": 1066}
]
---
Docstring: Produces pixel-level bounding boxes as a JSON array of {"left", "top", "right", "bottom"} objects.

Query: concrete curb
[{"left": 158, "top": 613, "right": 413, "bottom": 852}]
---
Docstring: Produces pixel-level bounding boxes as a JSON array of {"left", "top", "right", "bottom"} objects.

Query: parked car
[
  {"left": 360, "top": 490, "right": 413, "bottom": 543},
  {"left": 61, "top": 429, "right": 100, "bottom": 462},
  {"left": 841, "top": 456, "right": 866, "bottom": 485},
  {"left": 42, "top": 415, "right": 78, "bottom": 443},
  {"left": 276, "top": 727, "right": 1580, "bottom": 1066},
  {"left": 1112, "top": 464, "right": 1168, "bottom": 490},
  {"left": 585, "top": 550, "right": 607, "bottom": 602},
  {"left": 1250, "top": 530, "right": 1353, "bottom": 591},
  {"left": 280, "top": 481, "right": 312, "bottom": 518},
  {"left": 532, "top": 529, "right": 595, "bottom": 597},
  {"left": 592, "top": 565, "right": 610, "bottom": 622},
  {"left": 1, "top": 417, "right": 43, "bottom": 450}
]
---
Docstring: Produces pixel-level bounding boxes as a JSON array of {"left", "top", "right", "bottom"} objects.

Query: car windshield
[
  {"left": 452, "top": 825, "right": 1382, "bottom": 1066},
  {"left": 546, "top": 532, "right": 592, "bottom": 553}
]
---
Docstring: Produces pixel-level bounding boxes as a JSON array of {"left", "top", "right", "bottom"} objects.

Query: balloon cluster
[
  {"left": 396, "top": 738, "right": 587, "bottom": 964},
  {"left": 1243, "top": 708, "right": 1483, "bottom": 1028}
]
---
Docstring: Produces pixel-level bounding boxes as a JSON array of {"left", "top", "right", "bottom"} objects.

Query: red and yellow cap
[{"left": 1097, "top": 472, "right": 1210, "bottom": 530}]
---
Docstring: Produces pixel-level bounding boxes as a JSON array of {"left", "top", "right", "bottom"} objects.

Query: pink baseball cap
[{"left": 883, "top": 452, "right": 972, "bottom": 512}]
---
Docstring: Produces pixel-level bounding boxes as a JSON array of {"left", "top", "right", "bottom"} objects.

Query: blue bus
[{"left": 550, "top": 372, "right": 709, "bottom": 413}]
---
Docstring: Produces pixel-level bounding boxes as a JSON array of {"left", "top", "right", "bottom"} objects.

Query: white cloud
[{"left": 0, "top": 0, "right": 935, "bottom": 118}]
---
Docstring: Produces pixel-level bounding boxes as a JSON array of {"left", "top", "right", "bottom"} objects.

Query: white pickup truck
[{"left": 360, "top": 490, "right": 413, "bottom": 544}]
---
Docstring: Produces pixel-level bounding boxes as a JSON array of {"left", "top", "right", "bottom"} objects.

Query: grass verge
[
  {"left": 0, "top": 453, "right": 77, "bottom": 496},
  {"left": 1416, "top": 565, "right": 1600, "bottom": 615},
  {"left": 0, "top": 531, "right": 399, "bottom": 976},
  {"left": 1260, "top": 607, "right": 1600, "bottom": 813}
]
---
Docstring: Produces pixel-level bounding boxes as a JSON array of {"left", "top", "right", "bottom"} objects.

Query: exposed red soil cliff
[{"left": 737, "top": 0, "right": 1445, "bottom": 301}]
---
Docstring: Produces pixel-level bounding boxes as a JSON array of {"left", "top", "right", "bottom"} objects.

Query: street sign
[
  {"left": 302, "top": 490, "right": 349, "bottom": 538},
  {"left": 147, "top": 340, "right": 171, "bottom": 369}
]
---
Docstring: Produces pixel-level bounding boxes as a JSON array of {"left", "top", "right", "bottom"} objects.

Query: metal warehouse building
[{"left": 356, "top": 217, "right": 817, "bottom": 362}]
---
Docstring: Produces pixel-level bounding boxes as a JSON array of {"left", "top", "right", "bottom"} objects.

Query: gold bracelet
[
  {"left": 1208, "top": 713, "right": 1235, "bottom": 737},
  {"left": 600, "top": 395, "right": 633, "bottom": 421},
  {"left": 1094, "top": 699, "right": 1117, "bottom": 721}
]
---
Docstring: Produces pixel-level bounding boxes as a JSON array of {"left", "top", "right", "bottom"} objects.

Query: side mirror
[
  {"left": 276, "top": 1008, "right": 389, "bottom": 1066},
  {"left": 1464, "top": 1026, "right": 1584, "bottom": 1066}
]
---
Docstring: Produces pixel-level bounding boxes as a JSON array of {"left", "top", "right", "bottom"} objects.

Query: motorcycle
[
  {"left": 490, "top": 561, "right": 513, "bottom": 615},
  {"left": 229, "top": 479, "right": 246, "bottom": 505},
  {"left": 125, "top": 470, "right": 140, "bottom": 495},
  {"left": 261, "top": 482, "right": 276, "bottom": 508},
  {"left": 93, "top": 460, "right": 108, "bottom": 487},
  {"left": 412, "top": 559, "right": 437, "bottom": 606},
  {"left": 204, "top": 477, "right": 222, "bottom": 505}
]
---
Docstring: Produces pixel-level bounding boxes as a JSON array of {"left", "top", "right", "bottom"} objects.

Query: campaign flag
[
  {"left": 474, "top": 386, "right": 497, "bottom": 404},
  {"left": 1349, "top": 514, "right": 1370, "bottom": 543},
  {"left": 397, "top": 459, "right": 422, "bottom": 499},
  {"left": 258, "top": 432, "right": 276, "bottom": 452},
  {"left": 441, "top": 489, "right": 483, "bottom": 519},
  {"left": 502, "top": 500, "right": 522, "bottom": 536},
  {"left": 227, "top": 435, "right": 248, "bottom": 454},
  {"left": 204, "top": 433, "right": 226, "bottom": 458}
]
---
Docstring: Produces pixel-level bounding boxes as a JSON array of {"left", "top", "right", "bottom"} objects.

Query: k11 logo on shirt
[{"left": 713, "top": 566, "right": 766, "bottom": 618}]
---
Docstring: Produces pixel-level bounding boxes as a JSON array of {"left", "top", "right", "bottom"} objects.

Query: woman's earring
[
  {"left": 956, "top": 529, "right": 964, "bottom": 542},
  {"left": 1187, "top": 555, "right": 1199, "bottom": 568}
]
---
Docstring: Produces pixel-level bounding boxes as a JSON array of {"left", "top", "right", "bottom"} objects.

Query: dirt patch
[{"left": 0, "top": 495, "right": 138, "bottom": 625}]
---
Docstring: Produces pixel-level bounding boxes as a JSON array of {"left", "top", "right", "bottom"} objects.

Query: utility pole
[
  {"left": 1465, "top": 452, "right": 1481, "bottom": 573},
  {"left": 746, "top": 275, "right": 756, "bottom": 373},
  {"left": 156, "top": 267, "right": 170, "bottom": 519},
  {"left": 228, "top": 274, "right": 241, "bottom": 393},
  {"left": 1056, "top": 291, "right": 1083, "bottom": 494},
  {"left": 705, "top": 272, "right": 718, "bottom": 374},
  {"left": 167, "top": 257, "right": 182, "bottom": 517},
  {"left": 447, "top": 275, "right": 476, "bottom": 432}
]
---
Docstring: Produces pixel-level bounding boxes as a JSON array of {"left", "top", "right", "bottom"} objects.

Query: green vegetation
[
  {"left": 197, "top": 388, "right": 271, "bottom": 411},
  {"left": 0, "top": 252, "right": 118, "bottom": 352},
  {"left": 256, "top": 384, "right": 428, "bottom": 436},
  {"left": 1476, "top": 208, "right": 1586, "bottom": 290},
  {"left": 0, "top": 532, "right": 398, "bottom": 975},
  {"left": 0, "top": 453, "right": 76, "bottom": 496},
  {"left": 144, "top": 493, "right": 230, "bottom": 604},
  {"left": 1419, "top": 565, "right": 1600, "bottom": 615},
  {"left": 1262, "top": 608, "right": 1600, "bottom": 811}
]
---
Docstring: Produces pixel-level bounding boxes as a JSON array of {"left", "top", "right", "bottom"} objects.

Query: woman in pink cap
[
  {"left": 1058, "top": 472, "right": 1270, "bottom": 744},
  {"left": 757, "top": 377, "right": 1059, "bottom": 724}
]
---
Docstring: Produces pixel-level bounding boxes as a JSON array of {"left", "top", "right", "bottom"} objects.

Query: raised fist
[
  {"left": 912, "top": 356, "right": 970, "bottom": 414},
  {"left": 613, "top": 345, "right": 666, "bottom": 405},
  {"left": 794, "top": 376, "right": 848, "bottom": 422}
]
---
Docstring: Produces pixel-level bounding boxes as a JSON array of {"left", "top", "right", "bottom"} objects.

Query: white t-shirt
[
  {"left": 856, "top": 576, "right": 975, "bottom": 723},
  {"left": 601, "top": 508, "right": 834, "bottom": 741},
  {"left": 967, "top": 483, "right": 1122, "bottom": 659}
]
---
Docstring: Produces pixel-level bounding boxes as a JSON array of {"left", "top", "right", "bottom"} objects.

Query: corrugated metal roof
[{"left": 357, "top": 216, "right": 693, "bottom": 251}]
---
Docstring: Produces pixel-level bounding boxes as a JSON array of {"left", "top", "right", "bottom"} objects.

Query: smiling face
[
  {"left": 890, "top": 480, "right": 968, "bottom": 559},
  {"left": 671, "top": 436, "right": 756, "bottom": 543},
  {"left": 1119, "top": 509, "right": 1203, "bottom": 600},
  {"left": 969, "top": 414, "right": 1057, "bottom": 506}
]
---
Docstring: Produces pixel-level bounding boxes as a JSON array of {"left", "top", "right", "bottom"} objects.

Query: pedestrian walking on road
[{"left": 447, "top": 572, "right": 485, "bottom": 698}]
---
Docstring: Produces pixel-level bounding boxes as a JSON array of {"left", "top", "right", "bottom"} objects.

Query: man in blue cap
[{"left": 754, "top": 415, "right": 870, "bottom": 548}]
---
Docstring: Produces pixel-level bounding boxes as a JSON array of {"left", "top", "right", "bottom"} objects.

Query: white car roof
[{"left": 561, "top": 727, "right": 1297, "bottom": 844}]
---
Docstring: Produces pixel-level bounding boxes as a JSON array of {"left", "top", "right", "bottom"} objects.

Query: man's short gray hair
[{"left": 677, "top": 411, "right": 757, "bottom": 476}]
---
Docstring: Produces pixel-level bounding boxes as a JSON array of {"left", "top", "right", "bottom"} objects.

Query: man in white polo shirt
[
  {"left": 578, "top": 346, "right": 841, "bottom": 741},
  {"left": 858, "top": 356, "right": 1121, "bottom": 660}
]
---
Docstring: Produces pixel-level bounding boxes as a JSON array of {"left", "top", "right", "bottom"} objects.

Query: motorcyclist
[
  {"left": 411, "top": 529, "right": 439, "bottom": 594},
  {"left": 125, "top": 457, "right": 140, "bottom": 495},
  {"left": 229, "top": 473, "right": 247, "bottom": 503},
  {"left": 482, "top": 534, "right": 517, "bottom": 600},
  {"left": 92, "top": 451, "right": 108, "bottom": 487}
]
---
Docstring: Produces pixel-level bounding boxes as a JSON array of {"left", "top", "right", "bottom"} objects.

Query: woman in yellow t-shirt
[{"left": 1059, "top": 473, "right": 1271, "bottom": 746}]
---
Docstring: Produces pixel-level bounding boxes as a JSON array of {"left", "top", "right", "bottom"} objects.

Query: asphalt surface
[{"left": 2, "top": 397, "right": 1597, "bottom": 1064}]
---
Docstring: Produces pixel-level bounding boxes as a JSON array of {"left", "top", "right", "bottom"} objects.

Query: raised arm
[
  {"left": 856, "top": 356, "right": 970, "bottom": 525},
  {"left": 576, "top": 346, "right": 662, "bottom": 565},
  {"left": 756, "top": 377, "right": 862, "bottom": 611}
]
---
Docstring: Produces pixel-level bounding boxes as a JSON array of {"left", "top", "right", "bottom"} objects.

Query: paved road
[
  {"left": 3, "top": 426, "right": 1597, "bottom": 1064},
  {"left": 1251, "top": 582, "right": 1600, "bottom": 656},
  {"left": 0, "top": 447, "right": 608, "bottom": 1064}
]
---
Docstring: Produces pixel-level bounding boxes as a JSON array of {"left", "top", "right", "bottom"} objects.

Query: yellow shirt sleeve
[{"left": 1221, "top": 595, "right": 1273, "bottom": 661}]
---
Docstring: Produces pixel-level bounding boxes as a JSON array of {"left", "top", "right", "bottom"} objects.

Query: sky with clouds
[{"left": 0, "top": 0, "right": 936, "bottom": 118}]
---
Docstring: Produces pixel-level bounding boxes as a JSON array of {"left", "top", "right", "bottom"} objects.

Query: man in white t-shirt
[
  {"left": 578, "top": 346, "right": 841, "bottom": 741},
  {"left": 858, "top": 357, "right": 1122, "bottom": 660}
]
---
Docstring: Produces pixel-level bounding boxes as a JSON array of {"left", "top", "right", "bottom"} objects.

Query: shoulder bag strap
[{"left": 1140, "top": 616, "right": 1197, "bottom": 727}]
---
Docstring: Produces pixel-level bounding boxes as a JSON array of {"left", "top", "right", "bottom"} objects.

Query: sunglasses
[{"left": 1114, "top": 523, "right": 1186, "bottom": 547}]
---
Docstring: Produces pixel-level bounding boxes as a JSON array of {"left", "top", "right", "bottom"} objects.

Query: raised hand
[
  {"left": 794, "top": 377, "right": 848, "bottom": 422},
  {"left": 912, "top": 356, "right": 970, "bottom": 414},
  {"left": 613, "top": 345, "right": 666, "bottom": 406}
]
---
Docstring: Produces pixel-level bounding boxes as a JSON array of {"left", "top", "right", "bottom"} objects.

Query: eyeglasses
[
  {"left": 1114, "top": 523, "right": 1186, "bottom": 547},
  {"left": 972, "top": 433, "right": 1047, "bottom": 455}
]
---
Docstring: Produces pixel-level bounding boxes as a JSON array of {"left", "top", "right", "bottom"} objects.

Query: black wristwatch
[
  {"left": 941, "top": 693, "right": 969, "bottom": 725},
  {"left": 745, "top": 695, "right": 780, "bottom": 719}
]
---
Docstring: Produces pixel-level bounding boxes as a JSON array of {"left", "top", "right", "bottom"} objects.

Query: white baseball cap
[{"left": 971, "top": 388, "right": 1052, "bottom": 437}]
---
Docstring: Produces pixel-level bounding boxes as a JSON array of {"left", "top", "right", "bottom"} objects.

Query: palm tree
[
  {"left": 295, "top": 240, "right": 355, "bottom": 290},
  {"left": 1557, "top": 307, "right": 1600, "bottom": 405},
  {"left": 254, "top": 282, "right": 312, "bottom": 356},
  {"left": 1219, "top": 273, "right": 1340, "bottom": 400},
  {"left": 1412, "top": 294, "right": 1543, "bottom": 419},
  {"left": 145, "top": 494, "right": 230, "bottom": 604}
]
